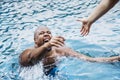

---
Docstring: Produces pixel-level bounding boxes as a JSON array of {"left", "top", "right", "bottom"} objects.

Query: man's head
[{"left": 34, "top": 26, "right": 52, "bottom": 47}]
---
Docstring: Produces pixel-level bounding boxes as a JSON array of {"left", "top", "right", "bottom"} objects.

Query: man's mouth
[
  {"left": 44, "top": 38, "right": 52, "bottom": 51},
  {"left": 44, "top": 38, "right": 49, "bottom": 42},
  {"left": 43, "top": 35, "right": 51, "bottom": 43}
]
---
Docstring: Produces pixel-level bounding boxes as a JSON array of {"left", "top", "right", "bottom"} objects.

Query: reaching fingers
[
  {"left": 76, "top": 19, "right": 84, "bottom": 22},
  {"left": 82, "top": 30, "right": 89, "bottom": 36},
  {"left": 77, "top": 19, "right": 88, "bottom": 36},
  {"left": 80, "top": 26, "right": 84, "bottom": 32},
  {"left": 77, "top": 18, "right": 91, "bottom": 36},
  {"left": 80, "top": 26, "right": 89, "bottom": 36}
]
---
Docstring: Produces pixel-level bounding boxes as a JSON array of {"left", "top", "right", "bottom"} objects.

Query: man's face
[{"left": 35, "top": 27, "right": 52, "bottom": 46}]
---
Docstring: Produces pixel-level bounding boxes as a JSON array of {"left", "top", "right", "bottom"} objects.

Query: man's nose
[{"left": 44, "top": 32, "right": 49, "bottom": 36}]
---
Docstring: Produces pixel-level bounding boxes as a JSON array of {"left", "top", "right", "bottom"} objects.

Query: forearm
[
  {"left": 65, "top": 48, "right": 94, "bottom": 61},
  {"left": 88, "top": 0, "right": 118, "bottom": 23},
  {"left": 77, "top": 55, "right": 120, "bottom": 63},
  {"left": 91, "top": 56, "right": 120, "bottom": 62},
  {"left": 78, "top": 54, "right": 120, "bottom": 62},
  {"left": 65, "top": 48, "right": 120, "bottom": 63},
  {"left": 30, "top": 43, "right": 51, "bottom": 60}
]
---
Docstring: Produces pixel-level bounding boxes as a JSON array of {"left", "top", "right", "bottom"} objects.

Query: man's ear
[{"left": 34, "top": 38, "right": 37, "bottom": 44}]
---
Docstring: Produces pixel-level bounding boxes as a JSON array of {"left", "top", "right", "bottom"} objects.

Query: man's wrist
[
  {"left": 43, "top": 42, "right": 51, "bottom": 51},
  {"left": 87, "top": 17, "right": 94, "bottom": 24}
]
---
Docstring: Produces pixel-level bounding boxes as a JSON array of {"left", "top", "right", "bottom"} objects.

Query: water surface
[{"left": 0, "top": 0, "right": 120, "bottom": 80}]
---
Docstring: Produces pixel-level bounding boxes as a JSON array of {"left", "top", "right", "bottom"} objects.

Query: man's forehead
[{"left": 36, "top": 26, "right": 50, "bottom": 32}]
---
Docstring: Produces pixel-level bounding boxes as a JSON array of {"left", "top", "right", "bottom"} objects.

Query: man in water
[{"left": 19, "top": 26, "right": 120, "bottom": 76}]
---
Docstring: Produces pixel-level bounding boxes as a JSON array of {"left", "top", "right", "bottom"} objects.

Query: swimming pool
[{"left": 0, "top": 0, "right": 120, "bottom": 80}]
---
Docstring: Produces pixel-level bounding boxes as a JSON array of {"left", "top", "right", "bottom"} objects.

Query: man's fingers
[
  {"left": 50, "top": 43, "right": 61, "bottom": 47},
  {"left": 80, "top": 26, "right": 84, "bottom": 32},
  {"left": 50, "top": 42, "right": 63, "bottom": 47},
  {"left": 81, "top": 27, "right": 89, "bottom": 36},
  {"left": 54, "top": 37, "right": 65, "bottom": 44},
  {"left": 57, "top": 36, "right": 65, "bottom": 41},
  {"left": 84, "top": 27, "right": 90, "bottom": 36},
  {"left": 50, "top": 36, "right": 65, "bottom": 47},
  {"left": 81, "top": 31, "right": 86, "bottom": 36},
  {"left": 57, "top": 38, "right": 65, "bottom": 44},
  {"left": 81, "top": 27, "right": 85, "bottom": 36},
  {"left": 81, "top": 29, "right": 89, "bottom": 36},
  {"left": 85, "top": 30, "right": 89, "bottom": 36},
  {"left": 55, "top": 40, "right": 64, "bottom": 46},
  {"left": 76, "top": 19, "right": 84, "bottom": 22}
]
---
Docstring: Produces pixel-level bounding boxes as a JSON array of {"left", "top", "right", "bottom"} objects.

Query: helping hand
[{"left": 77, "top": 18, "right": 92, "bottom": 36}]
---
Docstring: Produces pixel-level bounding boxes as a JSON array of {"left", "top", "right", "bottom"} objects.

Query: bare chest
[{"left": 42, "top": 48, "right": 64, "bottom": 67}]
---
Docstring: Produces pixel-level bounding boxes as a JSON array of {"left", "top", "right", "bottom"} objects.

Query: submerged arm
[
  {"left": 91, "top": 56, "right": 120, "bottom": 62},
  {"left": 64, "top": 47, "right": 120, "bottom": 62}
]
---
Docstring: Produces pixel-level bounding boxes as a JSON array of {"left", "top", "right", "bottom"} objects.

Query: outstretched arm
[
  {"left": 91, "top": 56, "right": 120, "bottom": 62},
  {"left": 87, "top": 0, "right": 118, "bottom": 24},
  {"left": 78, "top": 0, "right": 119, "bottom": 36},
  {"left": 64, "top": 47, "right": 120, "bottom": 62}
]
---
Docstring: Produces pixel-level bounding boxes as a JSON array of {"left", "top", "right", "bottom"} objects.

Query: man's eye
[
  {"left": 47, "top": 31, "right": 51, "bottom": 34},
  {"left": 39, "top": 32, "right": 44, "bottom": 35}
]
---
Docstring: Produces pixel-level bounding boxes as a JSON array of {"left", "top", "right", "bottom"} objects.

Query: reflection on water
[{"left": 0, "top": 0, "right": 120, "bottom": 80}]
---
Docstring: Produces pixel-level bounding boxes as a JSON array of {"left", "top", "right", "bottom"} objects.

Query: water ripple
[{"left": 1, "top": 0, "right": 120, "bottom": 80}]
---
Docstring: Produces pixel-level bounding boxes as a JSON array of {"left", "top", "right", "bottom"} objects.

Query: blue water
[{"left": 0, "top": 0, "right": 120, "bottom": 80}]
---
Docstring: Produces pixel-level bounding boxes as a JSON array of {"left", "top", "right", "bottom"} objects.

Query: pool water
[{"left": 0, "top": 0, "right": 120, "bottom": 80}]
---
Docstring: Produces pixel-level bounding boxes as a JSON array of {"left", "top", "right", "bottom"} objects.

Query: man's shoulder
[
  {"left": 20, "top": 47, "right": 34, "bottom": 55},
  {"left": 19, "top": 48, "right": 34, "bottom": 66}
]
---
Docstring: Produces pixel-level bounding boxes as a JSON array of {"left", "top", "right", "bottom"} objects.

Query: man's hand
[
  {"left": 47, "top": 36, "right": 65, "bottom": 48},
  {"left": 77, "top": 18, "right": 92, "bottom": 36}
]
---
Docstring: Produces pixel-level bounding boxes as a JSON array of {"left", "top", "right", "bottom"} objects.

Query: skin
[
  {"left": 19, "top": 26, "right": 120, "bottom": 75},
  {"left": 77, "top": 0, "right": 119, "bottom": 36}
]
